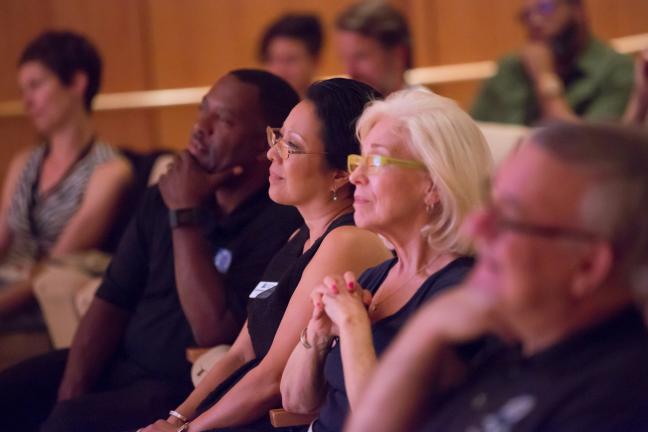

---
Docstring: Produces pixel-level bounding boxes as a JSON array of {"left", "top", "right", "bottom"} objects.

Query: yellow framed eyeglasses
[{"left": 347, "top": 154, "right": 426, "bottom": 174}]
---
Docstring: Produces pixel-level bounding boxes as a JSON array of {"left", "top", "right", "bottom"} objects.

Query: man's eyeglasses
[
  {"left": 518, "top": 0, "right": 559, "bottom": 23},
  {"left": 266, "top": 127, "right": 328, "bottom": 160},
  {"left": 479, "top": 179, "right": 602, "bottom": 242},
  {"left": 347, "top": 154, "right": 426, "bottom": 175}
]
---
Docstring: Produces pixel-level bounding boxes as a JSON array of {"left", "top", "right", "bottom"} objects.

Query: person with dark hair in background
[
  {"left": 140, "top": 78, "right": 391, "bottom": 432},
  {"left": 334, "top": 0, "right": 412, "bottom": 97},
  {"left": 348, "top": 122, "right": 648, "bottom": 432},
  {"left": 259, "top": 14, "right": 323, "bottom": 98},
  {"left": 0, "top": 30, "right": 133, "bottom": 367},
  {"left": 471, "top": 0, "right": 634, "bottom": 126},
  {"left": 0, "top": 69, "right": 303, "bottom": 432}
]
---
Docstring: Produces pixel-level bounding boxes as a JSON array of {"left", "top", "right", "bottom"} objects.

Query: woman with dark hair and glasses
[
  {"left": 140, "top": 78, "right": 391, "bottom": 432},
  {"left": 280, "top": 89, "right": 492, "bottom": 432},
  {"left": 0, "top": 31, "right": 132, "bottom": 361}
]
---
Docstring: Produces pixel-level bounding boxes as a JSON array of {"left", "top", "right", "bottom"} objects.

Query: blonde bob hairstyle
[{"left": 355, "top": 89, "right": 492, "bottom": 254}]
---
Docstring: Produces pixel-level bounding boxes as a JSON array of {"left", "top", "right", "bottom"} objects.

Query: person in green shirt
[{"left": 471, "top": 0, "right": 633, "bottom": 126}]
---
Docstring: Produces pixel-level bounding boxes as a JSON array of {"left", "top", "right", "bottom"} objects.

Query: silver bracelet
[
  {"left": 169, "top": 410, "right": 189, "bottom": 423},
  {"left": 300, "top": 326, "right": 312, "bottom": 349}
]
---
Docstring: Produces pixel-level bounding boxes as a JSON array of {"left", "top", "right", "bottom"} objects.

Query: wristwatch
[{"left": 168, "top": 208, "right": 204, "bottom": 229}]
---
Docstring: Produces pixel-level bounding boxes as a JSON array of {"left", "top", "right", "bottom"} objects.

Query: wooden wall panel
[{"left": 1, "top": 0, "right": 647, "bottom": 178}]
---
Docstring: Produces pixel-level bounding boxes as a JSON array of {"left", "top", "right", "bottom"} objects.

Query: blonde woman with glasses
[{"left": 280, "top": 88, "right": 493, "bottom": 432}]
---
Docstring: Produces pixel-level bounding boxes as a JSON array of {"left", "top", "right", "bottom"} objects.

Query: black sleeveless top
[
  {"left": 197, "top": 212, "right": 355, "bottom": 420},
  {"left": 313, "top": 256, "right": 475, "bottom": 432}
]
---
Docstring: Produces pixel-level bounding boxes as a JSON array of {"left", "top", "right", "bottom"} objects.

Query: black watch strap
[{"left": 168, "top": 207, "right": 204, "bottom": 229}]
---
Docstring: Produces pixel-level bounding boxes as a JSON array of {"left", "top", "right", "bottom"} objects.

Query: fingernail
[
  {"left": 348, "top": 282, "right": 354, "bottom": 290},
  {"left": 331, "top": 284, "right": 338, "bottom": 293}
]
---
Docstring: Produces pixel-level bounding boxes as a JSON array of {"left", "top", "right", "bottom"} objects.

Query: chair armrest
[{"left": 269, "top": 408, "right": 317, "bottom": 428}]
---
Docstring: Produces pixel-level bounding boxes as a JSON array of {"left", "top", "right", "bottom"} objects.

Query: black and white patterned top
[{"left": 3, "top": 141, "right": 119, "bottom": 267}]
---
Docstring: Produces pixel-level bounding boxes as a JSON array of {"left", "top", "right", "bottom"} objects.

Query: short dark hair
[
  {"left": 258, "top": 14, "right": 324, "bottom": 63},
  {"left": 18, "top": 30, "right": 102, "bottom": 112},
  {"left": 229, "top": 69, "right": 300, "bottom": 128},
  {"left": 306, "top": 78, "right": 382, "bottom": 171},
  {"left": 335, "top": 1, "right": 412, "bottom": 68},
  {"left": 531, "top": 122, "right": 648, "bottom": 285}
]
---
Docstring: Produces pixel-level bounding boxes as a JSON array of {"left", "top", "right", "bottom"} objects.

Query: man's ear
[
  {"left": 571, "top": 242, "right": 614, "bottom": 298},
  {"left": 391, "top": 44, "right": 409, "bottom": 71},
  {"left": 70, "top": 71, "right": 88, "bottom": 100}
]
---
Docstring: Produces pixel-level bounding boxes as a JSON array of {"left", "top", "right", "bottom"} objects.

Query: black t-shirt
[
  {"left": 421, "top": 306, "right": 648, "bottom": 432},
  {"left": 313, "top": 256, "right": 475, "bottom": 432},
  {"left": 95, "top": 186, "right": 302, "bottom": 384}
]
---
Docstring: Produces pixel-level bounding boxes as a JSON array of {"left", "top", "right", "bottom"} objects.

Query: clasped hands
[{"left": 305, "top": 271, "right": 373, "bottom": 352}]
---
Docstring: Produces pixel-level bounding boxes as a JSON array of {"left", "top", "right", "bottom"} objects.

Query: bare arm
[
  {"left": 521, "top": 42, "right": 580, "bottom": 123},
  {"left": 57, "top": 297, "right": 130, "bottom": 400},
  {"left": 171, "top": 225, "right": 240, "bottom": 346},
  {"left": 281, "top": 270, "right": 377, "bottom": 413},
  {"left": 188, "top": 227, "right": 391, "bottom": 431},
  {"left": 158, "top": 151, "right": 243, "bottom": 346},
  {"left": 50, "top": 157, "right": 133, "bottom": 256},
  {"left": 171, "top": 322, "right": 256, "bottom": 422},
  {"left": 624, "top": 50, "right": 648, "bottom": 126},
  {"left": 0, "top": 149, "right": 32, "bottom": 259}
]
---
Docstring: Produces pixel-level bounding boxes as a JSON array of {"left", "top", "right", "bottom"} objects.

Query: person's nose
[{"left": 348, "top": 164, "right": 367, "bottom": 186}]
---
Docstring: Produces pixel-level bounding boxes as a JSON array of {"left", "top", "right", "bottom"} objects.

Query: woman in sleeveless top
[
  {"left": 280, "top": 89, "right": 494, "bottom": 432},
  {"left": 140, "top": 79, "right": 392, "bottom": 432},
  {"left": 0, "top": 32, "right": 132, "bottom": 325}
]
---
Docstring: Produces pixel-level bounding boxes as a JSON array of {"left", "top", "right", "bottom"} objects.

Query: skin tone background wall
[{"left": 0, "top": 0, "right": 647, "bottom": 181}]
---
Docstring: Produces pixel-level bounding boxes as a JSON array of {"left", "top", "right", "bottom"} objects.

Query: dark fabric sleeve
[{"left": 94, "top": 188, "right": 157, "bottom": 310}]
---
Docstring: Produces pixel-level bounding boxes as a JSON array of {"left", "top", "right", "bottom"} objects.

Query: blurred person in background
[
  {"left": 0, "top": 30, "right": 132, "bottom": 366},
  {"left": 259, "top": 14, "right": 323, "bottom": 98},
  {"left": 334, "top": 0, "right": 412, "bottom": 97},
  {"left": 472, "top": 0, "right": 633, "bottom": 126}
]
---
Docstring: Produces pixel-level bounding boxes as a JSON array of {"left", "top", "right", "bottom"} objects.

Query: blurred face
[
  {"left": 265, "top": 37, "right": 317, "bottom": 97},
  {"left": 18, "top": 60, "right": 80, "bottom": 135},
  {"left": 466, "top": 142, "right": 597, "bottom": 321},
  {"left": 350, "top": 118, "right": 430, "bottom": 234},
  {"left": 267, "top": 100, "right": 333, "bottom": 206},
  {"left": 189, "top": 74, "right": 265, "bottom": 173},
  {"left": 335, "top": 30, "right": 402, "bottom": 96},
  {"left": 519, "top": 0, "right": 578, "bottom": 40}
]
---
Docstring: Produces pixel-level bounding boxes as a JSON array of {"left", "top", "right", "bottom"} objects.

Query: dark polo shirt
[
  {"left": 96, "top": 185, "right": 302, "bottom": 385},
  {"left": 421, "top": 307, "right": 648, "bottom": 432}
]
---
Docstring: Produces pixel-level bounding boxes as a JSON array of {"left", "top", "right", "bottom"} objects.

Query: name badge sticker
[{"left": 249, "top": 281, "right": 278, "bottom": 299}]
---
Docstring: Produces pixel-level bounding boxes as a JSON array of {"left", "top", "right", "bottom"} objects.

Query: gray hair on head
[{"left": 529, "top": 122, "right": 648, "bottom": 290}]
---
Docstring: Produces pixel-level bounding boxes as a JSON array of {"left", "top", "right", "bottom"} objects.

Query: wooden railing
[{"left": 1, "top": 33, "right": 646, "bottom": 118}]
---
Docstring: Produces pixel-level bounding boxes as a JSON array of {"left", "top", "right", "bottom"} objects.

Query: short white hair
[{"left": 356, "top": 89, "right": 493, "bottom": 254}]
